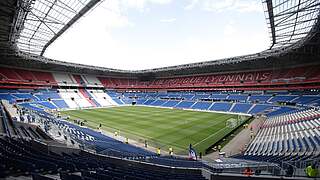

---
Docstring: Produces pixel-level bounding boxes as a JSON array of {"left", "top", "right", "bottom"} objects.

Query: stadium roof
[
  {"left": 264, "top": 0, "right": 320, "bottom": 50},
  {"left": 0, "top": 0, "right": 320, "bottom": 77},
  {"left": 10, "top": 0, "right": 101, "bottom": 55}
]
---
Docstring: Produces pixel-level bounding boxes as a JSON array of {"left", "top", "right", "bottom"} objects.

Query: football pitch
[{"left": 62, "top": 106, "right": 248, "bottom": 155}]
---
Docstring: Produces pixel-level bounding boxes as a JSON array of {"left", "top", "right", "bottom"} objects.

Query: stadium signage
[{"left": 156, "top": 72, "right": 271, "bottom": 84}]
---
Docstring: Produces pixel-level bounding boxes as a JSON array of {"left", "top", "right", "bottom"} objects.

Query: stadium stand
[
  {"left": 238, "top": 108, "right": 320, "bottom": 163},
  {"left": 0, "top": 136, "right": 205, "bottom": 179},
  {"left": 2, "top": 88, "right": 319, "bottom": 116},
  {"left": 96, "top": 65, "right": 320, "bottom": 90},
  {"left": 0, "top": 0, "right": 320, "bottom": 179},
  {"left": 0, "top": 67, "right": 56, "bottom": 85},
  {"left": 0, "top": 65, "right": 320, "bottom": 90}
]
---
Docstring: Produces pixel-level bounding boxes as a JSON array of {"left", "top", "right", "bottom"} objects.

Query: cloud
[
  {"left": 203, "top": 0, "right": 262, "bottom": 13},
  {"left": 44, "top": 0, "right": 268, "bottom": 70},
  {"left": 224, "top": 22, "right": 236, "bottom": 36},
  {"left": 120, "top": 0, "right": 172, "bottom": 12},
  {"left": 160, "top": 18, "right": 176, "bottom": 23},
  {"left": 184, "top": 0, "right": 199, "bottom": 10},
  {"left": 98, "top": 0, "right": 173, "bottom": 29},
  {"left": 149, "top": 0, "right": 172, "bottom": 4},
  {"left": 98, "top": 1, "right": 132, "bottom": 29}
]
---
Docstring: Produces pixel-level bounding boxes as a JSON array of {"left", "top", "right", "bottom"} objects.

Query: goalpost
[{"left": 226, "top": 115, "right": 247, "bottom": 129}]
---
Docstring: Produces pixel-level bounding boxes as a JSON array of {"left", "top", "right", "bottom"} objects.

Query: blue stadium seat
[
  {"left": 248, "top": 104, "right": 272, "bottom": 114},
  {"left": 230, "top": 103, "right": 252, "bottom": 113},
  {"left": 248, "top": 95, "right": 272, "bottom": 102},
  {"left": 191, "top": 102, "right": 212, "bottom": 110},
  {"left": 162, "top": 100, "right": 180, "bottom": 107},
  {"left": 52, "top": 100, "right": 69, "bottom": 108},
  {"left": 175, "top": 101, "right": 195, "bottom": 108},
  {"left": 209, "top": 102, "right": 232, "bottom": 111}
]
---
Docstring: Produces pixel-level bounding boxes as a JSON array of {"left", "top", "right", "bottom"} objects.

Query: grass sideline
[{"left": 61, "top": 106, "right": 248, "bottom": 155}]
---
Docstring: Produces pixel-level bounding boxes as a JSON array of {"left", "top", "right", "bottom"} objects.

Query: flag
[{"left": 188, "top": 144, "right": 197, "bottom": 160}]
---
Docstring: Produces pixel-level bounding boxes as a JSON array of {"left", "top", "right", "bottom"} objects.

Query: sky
[{"left": 44, "top": 0, "right": 270, "bottom": 71}]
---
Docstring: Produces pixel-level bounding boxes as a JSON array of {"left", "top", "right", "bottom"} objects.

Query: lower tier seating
[
  {"left": 239, "top": 109, "right": 320, "bottom": 162},
  {"left": 0, "top": 137, "right": 205, "bottom": 180}
]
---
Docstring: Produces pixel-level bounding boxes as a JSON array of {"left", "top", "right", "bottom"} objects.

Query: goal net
[{"left": 226, "top": 115, "right": 247, "bottom": 128}]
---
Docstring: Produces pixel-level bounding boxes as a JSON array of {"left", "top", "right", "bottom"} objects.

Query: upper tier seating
[
  {"left": 82, "top": 75, "right": 104, "bottom": 86},
  {"left": 98, "top": 65, "right": 320, "bottom": 89},
  {"left": 52, "top": 72, "right": 77, "bottom": 85},
  {"left": 1, "top": 65, "right": 320, "bottom": 90},
  {"left": 268, "top": 95, "right": 298, "bottom": 103},
  {"left": 227, "top": 94, "right": 248, "bottom": 102},
  {"left": 0, "top": 67, "right": 56, "bottom": 85},
  {"left": 248, "top": 95, "right": 272, "bottom": 102}
]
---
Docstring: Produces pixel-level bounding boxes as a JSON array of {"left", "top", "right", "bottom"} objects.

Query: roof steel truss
[
  {"left": 13, "top": 0, "right": 101, "bottom": 55},
  {"left": 263, "top": 0, "right": 320, "bottom": 49}
]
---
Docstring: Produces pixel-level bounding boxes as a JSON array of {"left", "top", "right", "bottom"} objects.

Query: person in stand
[
  {"left": 305, "top": 163, "right": 318, "bottom": 178},
  {"left": 286, "top": 165, "right": 294, "bottom": 177},
  {"left": 199, "top": 152, "right": 202, "bottom": 159},
  {"left": 243, "top": 167, "right": 253, "bottom": 177},
  {"left": 218, "top": 145, "right": 222, "bottom": 152},
  {"left": 156, "top": 147, "right": 161, "bottom": 156},
  {"left": 250, "top": 131, "right": 254, "bottom": 139},
  {"left": 169, "top": 147, "right": 173, "bottom": 156}
]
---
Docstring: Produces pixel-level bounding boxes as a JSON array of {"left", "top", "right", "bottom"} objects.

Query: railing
[{"left": 0, "top": 103, "right": 10, "bottom": 136}]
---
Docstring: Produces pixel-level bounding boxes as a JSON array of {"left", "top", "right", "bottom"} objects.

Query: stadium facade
[{"left": 0, "top": 0, "right": 320, "bottom": 179}]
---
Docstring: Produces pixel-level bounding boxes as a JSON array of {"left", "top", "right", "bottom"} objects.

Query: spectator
[
  {"left": 285, "top": 165, "right": 294, "bottom": 177},
  {"left": 243, "top": 167, "right": 253, "bottom": 177},
  {"left": 255, "top": 169, "right": 261, "bottom": 176},
  {"left": 305, "top": 163, "right": 318, "bottom": 178},
  {"left": 169, "top": 147, "right": 173, "bottom": 156},
  {"left": 218, "top": 145, "right": 221, "bottom": 152},
  {"left": 156, "top": 147, "right": 161, "bottom": 156}
]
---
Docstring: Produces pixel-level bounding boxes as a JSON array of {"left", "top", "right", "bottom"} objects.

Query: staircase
[
  {"left": 78, "top": 89, "right": 100, "bottom": 107},
  {"left": 247, "top": 104, "right": 256, "bottom": 114}
]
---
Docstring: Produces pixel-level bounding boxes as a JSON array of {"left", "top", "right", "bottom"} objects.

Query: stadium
[{"left": 0, "top": 0, "right": 320, "bottom": 179}]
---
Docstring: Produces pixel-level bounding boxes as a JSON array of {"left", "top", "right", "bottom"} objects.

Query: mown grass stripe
[{"left": 62, "top": 106, "right": 246, "bottom": 154}]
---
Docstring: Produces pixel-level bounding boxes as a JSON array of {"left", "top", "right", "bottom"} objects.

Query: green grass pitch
[{"left": 61, "top": 106, "right": 246, "bottom": 155}]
